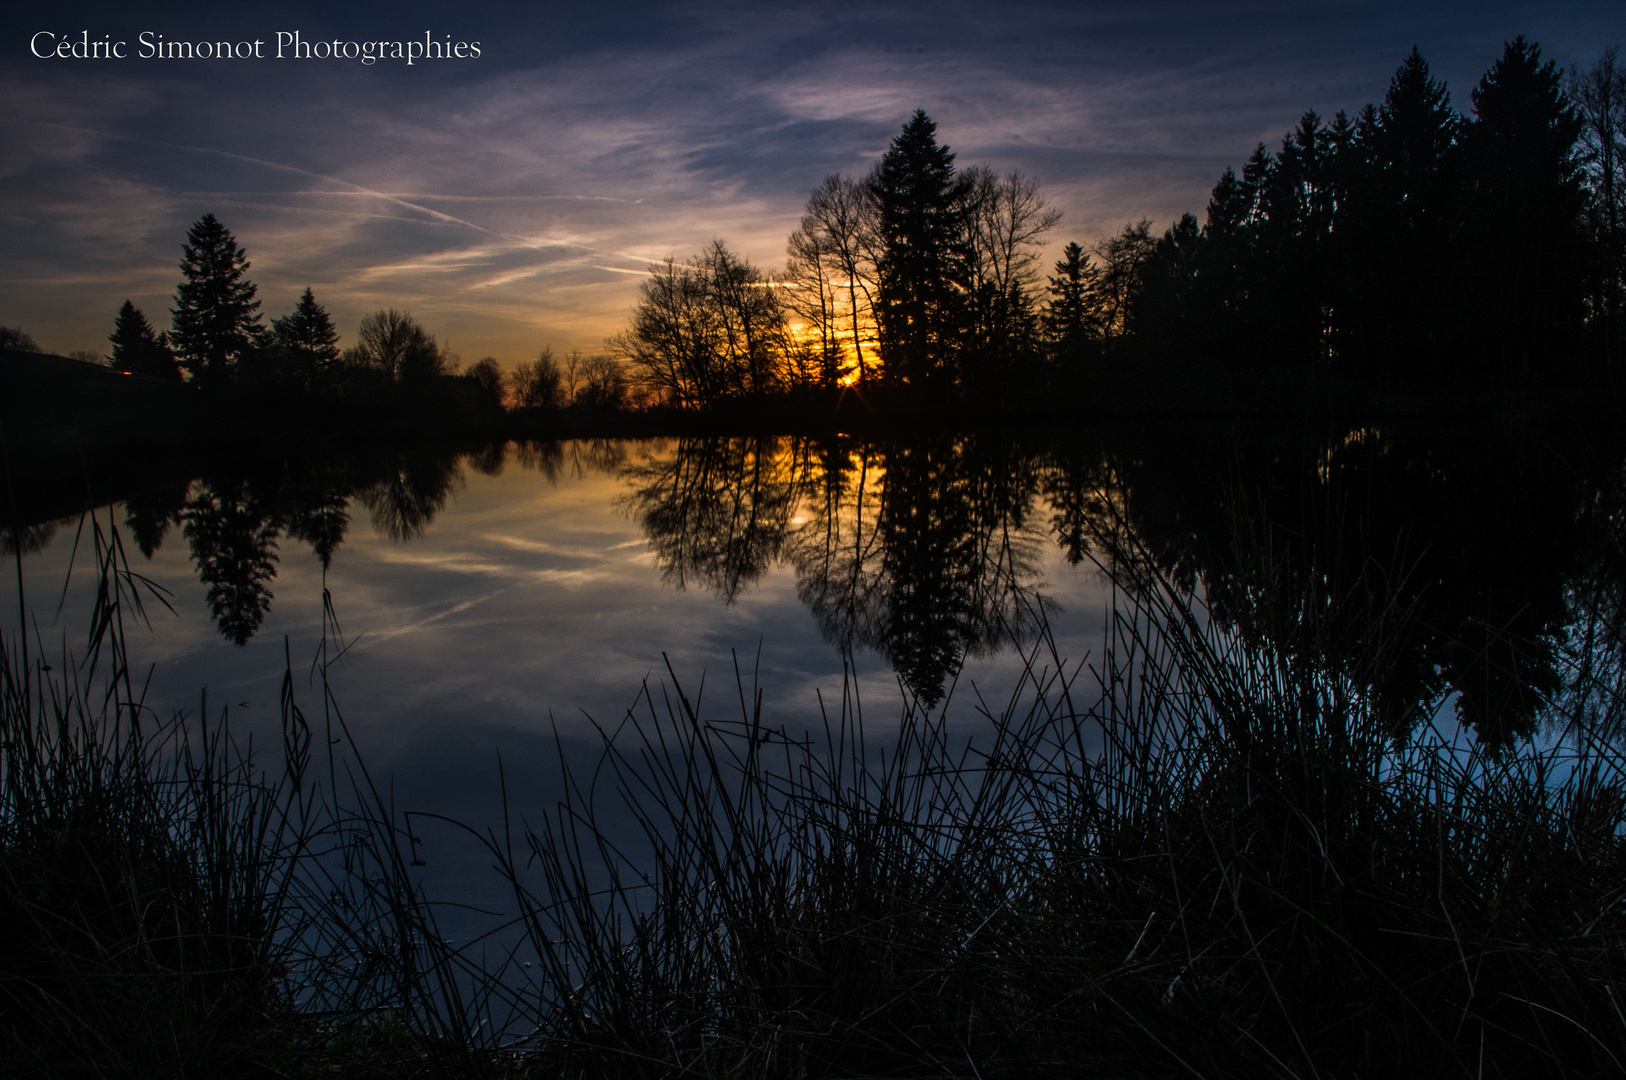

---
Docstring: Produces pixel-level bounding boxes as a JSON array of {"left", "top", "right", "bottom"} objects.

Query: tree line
[
  {"left": 78, "top": 213, "right": 635, "bottom": 418},
  {"left": 18, "top": 35, "right": 1617, "bottom": 423},
  {"left": 616, "top": 37, "right": 1626, "bottom": 407}
]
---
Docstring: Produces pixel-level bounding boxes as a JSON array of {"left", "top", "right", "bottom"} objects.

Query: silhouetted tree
[
  {"left": 0, "top": 326, "right": 41, "bottom": 352},
  {"left": 464, "top": 356, "right": 506, "bottom": 407},
  {"left": 1571, "top": 47, "right": 1626, "bottom": 373},
  {"left": 701, "top": 240, "right": 791, "bottom": 396},
  {"left": 575, "top": 354, "right": 631, "bottom": 410},
  {"left": 960, "top": 166, "right": 1059, "bottom": 398},
  {"left": 170, "top": 214, "right": 263, "bottom": 381},
  {"left": 784, "top": 210, "right": 848, "bottom": 387},
  {"left": 1133, "top": 213, "right": 1203, "bottom": 354},
  {"left": 352, "top": 309, "right": 449, "bottom": 382},
  {"left": 107, "top": 301, "right": 181, "bottom": 381},
  {"left": 269, "top": 287, "right": 341, "bottom": 390},
  {"left": 786, "top": 174, "right": 880, "bottom": 383},
  {"left": 615, "top": 242, "right": 790, "bottom": 407},
  {"left": 1091, "top": 220, "right": 1157, "bottom": 347},
  {"left": 1041, "top": 241, "right": 1103, "bottom": 370},
  {"left": 1340, "top": 48, "right": 1464, "bottom": 376},
  {"left": 511, "top": 349, "right": 564, "bottom": 409},
  {"left": 1464, "top": 37, "right": 1586, "bottom": 374},
  {"left": 871, "top": 111, "right": 972, "bottom": 393}
]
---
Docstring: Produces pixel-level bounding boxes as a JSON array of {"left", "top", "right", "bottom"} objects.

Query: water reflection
[
  {"left": 109, "top": 448, "right": 476, "bottom": 645},
  {"left": 6, "top": 421, "right": 1625, "bottom": 743},
  {"left": 620, "top": 436, "right": 1045, "bottom": 706}
]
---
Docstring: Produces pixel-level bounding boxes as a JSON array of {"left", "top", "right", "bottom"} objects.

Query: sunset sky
[{"left": 3, "top": 1, "right": 1622, "bottom": 367}]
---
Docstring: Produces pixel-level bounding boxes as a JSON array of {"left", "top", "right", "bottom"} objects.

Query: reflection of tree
[
  {"left": 123, "top": 484, "right": 190, "bottom": 559},
  {"left": 183, "top": 480, "right": 280, "bottom": 646},
  {"left": 621, "top": 438, "right": 808, "bottom": 602},
  {"left": 785, "top": 441, "right": 887, "bottom": 655},
  {"left": 512, "top": 439, "right": 629, "bottom": 486},
  {"left": 859, "top": 438, "right": 1046, "bottom": 705},
  {"left": 2, "top": 517, "right": 76, "bottom": 560},
  {"left": 1038, "top": 422, "right": 1622, "bottom": 747},
  {"left": 466, "top": 440, "right": 510, "bottom": 478},
  {"left": 1555, "top": 458, "right": 1626, "bottom": 737},
  {"left": 284, "top": 487, "right": 350, "bottom": 569},
  {"left": 359, "top": 451, "right": 464, "bottom": 541},
  {"left": 168, "top": 445, "right": 475, "bottom": 642},
  {"left": 625, "top": 435, "right": 1050, "bottom": 707}
]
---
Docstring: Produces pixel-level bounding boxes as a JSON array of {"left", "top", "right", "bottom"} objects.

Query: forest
[{"left": 616, "top": 37, "right": 1626, "bottom": 409}]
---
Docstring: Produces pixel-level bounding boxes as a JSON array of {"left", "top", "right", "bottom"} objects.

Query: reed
[
  {"left": 486, "top": 531, "right": 1626, "bottom": 1077},
  {"left": 0, "top": 509, "right": 492, "bottom": 1077}
]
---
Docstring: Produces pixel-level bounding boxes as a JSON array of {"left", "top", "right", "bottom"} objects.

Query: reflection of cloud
[
  {"left": 360, "top": 591, "right": 506, "bottom": 641},
  {"left": 485, "top": 533, "right": 643, "bottom": 557}
]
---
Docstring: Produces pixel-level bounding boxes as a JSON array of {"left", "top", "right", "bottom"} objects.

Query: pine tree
[
  {"left": 271, "top": 287, "right": 341, "bottom": 389},
  {"left": 108, "top": 300, "right": 181, "bottom": 381},
  {"left": 870, "top": 111, "right": 971, "bottom": 391},
  {"left": 1464, "top": 37, "right": 1587, "bottom": 370},
  {"left": 170, "top": 213, "right": 263, "bottom": 380},
  {"left": 1041, "top": 242, "right": 1101, "bottom": 367},
  {"left": 1340, "top": 49, "right": 1465, "bottom": 377}
]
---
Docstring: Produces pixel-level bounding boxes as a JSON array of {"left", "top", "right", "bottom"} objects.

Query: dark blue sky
[{"left": 3, "top": 0, "right": 1621, "bottom": 362}]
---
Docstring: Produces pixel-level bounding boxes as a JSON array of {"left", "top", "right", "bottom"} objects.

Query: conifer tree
[
  {"left": 1041, "top": 242, "right": 1101, "bottom": 366},
  {"left": 108, "top": 300, "right": 181, "bottom": 380},
  {"left": 170, "top": 213, "right": 263, "bottom": 380},
  {"left": 870, "top": 111, "right": 971, "bottom": 391},
  {"left": 1339, "top": 48, "right": 1465, "bottom": 376},
  {"left": 271, "top": 286, "right": 341, "bottom": 388},
  {"left": 1465, "top": 37, "right": 1586, "bottom": 369}
]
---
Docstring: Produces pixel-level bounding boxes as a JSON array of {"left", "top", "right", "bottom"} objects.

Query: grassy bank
[{"left": 4, "top": 508, "right": 1625, "bottom": 1076}]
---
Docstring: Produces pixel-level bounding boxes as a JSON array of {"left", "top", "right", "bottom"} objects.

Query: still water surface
[
  {"left": 7, "top": 422, "right": 1625, "bottom": 915},
  {"left": 4, "top": 437, "right": 1111, "bottom": 907}
]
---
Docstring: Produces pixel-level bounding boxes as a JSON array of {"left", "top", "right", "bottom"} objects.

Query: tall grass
[
  {"left": 485, "top": 535, "right": 1626, "bottom": 1077},
  {"left": 5, "top": 505, "right": 1625, "bottom": 1077},
  {"left": 0, "top": 509, "right": 492, "bottom": 1077}
]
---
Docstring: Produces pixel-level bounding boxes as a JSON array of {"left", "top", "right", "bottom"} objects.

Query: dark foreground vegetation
[{"left": 5, "top": 455, "right": 1626, "bottom": 1076}]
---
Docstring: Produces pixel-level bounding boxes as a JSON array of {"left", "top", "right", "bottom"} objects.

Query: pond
[{"left": 6, "top": 420, "right": 1625, "bottom": 923}]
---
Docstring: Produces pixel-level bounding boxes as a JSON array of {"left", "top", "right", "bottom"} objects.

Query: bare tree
[
  {"left": 0, "top": 326, "right": 41, "bottom": 352},
  {"left": 1092, "top": 220, "right": 1158, "bottom": 345},
  {"left": 354, "top": 309, "right": 449, "bottom": 381},
  {"left": 510, "top": 347, "right": 565, "bottom": 409},
  {"left": 611, "top": 256, "right": 717, "bottom": 408},
  {"left": 798, "top": 174, "right": 881, "bottom": 382},
  {"left": 1572, "top": 47, "right": 1626, "bottom": 369},
  {"left": 614, "top": 241, "right": 791, "bottom": 407},
  {"left": 575, "top": 354, "right": 630, "bottom": 410},
  {"left": 700, "top": 239, "right": 789, "bottom": 396},
  {"left": 563, "top": 350, "right": 584, "bottom": 404},
  {"left": 960, "top": 167, "right": 1061, "bottom": 360},
  {"left": 783, "top": 220, "right": 845, "bottom": 386},
  {"left": 962, "top": 167, "right": 1062, "bottom": 300}
]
